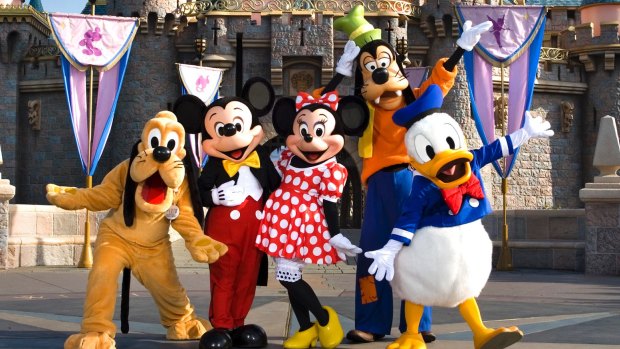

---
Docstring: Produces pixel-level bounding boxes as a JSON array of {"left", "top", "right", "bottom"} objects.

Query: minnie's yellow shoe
[
  {"left": 317, "top": 306, "right": 344, "bottom": 349},
  {"left": 284, "top": 323, "right": 319, "bottom": 349}
]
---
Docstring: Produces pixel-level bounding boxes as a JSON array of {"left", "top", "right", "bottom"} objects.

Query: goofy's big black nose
[
  {"left": 372, "top": 68, "right": 389, "bottom": 85},
  {"left": 153, "top": 146, "right": 171, "bottom": 163}
]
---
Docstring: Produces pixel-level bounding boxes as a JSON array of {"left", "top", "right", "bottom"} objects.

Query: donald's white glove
[
  {"left": 365, "top": 239, "right": 403, "bottom": 282},
  {"left": 211, "top": 180, "right": 245, "bottom": 207},
  {"left": 329, "top": 233, "right": 362, "bottom": 260},
  {"left": 457, "top": 20, "right": 493, "bottom": 51},
  {"left": 335, "top": 40, "right": 361, "bottom": 77},
  {"left": 509, "top": 111, "right": 555, "bottom": 149}
]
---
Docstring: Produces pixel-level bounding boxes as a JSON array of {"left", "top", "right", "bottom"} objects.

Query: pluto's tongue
[
  {"left": 442, "top": 165, "right": 457, "bottom": 176},
  {"left": 142, "top": 172, "right": 167, "bottom": 204},
  {"left": 231, "top": 149, "right": 243, "bottom": 159}
]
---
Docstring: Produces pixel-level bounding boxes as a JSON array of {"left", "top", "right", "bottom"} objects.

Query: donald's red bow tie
[
  {"left": 440, "top": 175, "right": 485, "bottom": 214},
  {"left": 295, "top": 91, "right": 339, "bottom": 111}
]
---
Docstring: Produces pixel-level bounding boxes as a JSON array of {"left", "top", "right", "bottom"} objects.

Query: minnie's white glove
[
  {"left": 509, "top": 111, "right": 555, "bottom": 149},
  {"left": 365, "top": 239, "right": 403, "bottom": 282},
  {"left": 457, "top": 20, "right": 492, "bottom": 51},
  {"left": 329, "top": 233, "right": 362, "bottom": 260},
  {"left": 335, "top": 40, "right": 361, "bottom": 77},
  {"left": 211, "top": 180, "right": 245, "bottom": 207}
]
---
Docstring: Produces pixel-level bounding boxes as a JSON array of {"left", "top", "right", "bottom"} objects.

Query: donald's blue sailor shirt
[{"left": 391, "top": 136, "right": 515, "bottom": 245}]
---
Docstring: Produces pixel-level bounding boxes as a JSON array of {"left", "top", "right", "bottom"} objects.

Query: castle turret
[
  {"left": 108, "top": 0, "right": 184, "bottom": 17},
  {"left": 561, "top": 11, "right": 620, "bottom": 183},
  {"left": 579, "top": 0, "right": 620, "bottom": 36}
]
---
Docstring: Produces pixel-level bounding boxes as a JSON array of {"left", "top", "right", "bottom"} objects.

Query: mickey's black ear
[
  {"left": 338, "top": 96, "right": 369, "bottom": 137},
  {"left": 272, "top": 97, "right": 297, "bottom": 136},
  {"left": 241, "top": 77, "right": 275, "bottom": 117},
  {"left": 173, "top": 95, "right": 207, "bottom": 134}
]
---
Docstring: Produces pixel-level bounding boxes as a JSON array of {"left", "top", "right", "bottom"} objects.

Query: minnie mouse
[
  {"left": 255, "top": 89, "right": 368, "bottom": 349},
  {"left": 173, "top": 77, "right": 280, "bottom": 349}
]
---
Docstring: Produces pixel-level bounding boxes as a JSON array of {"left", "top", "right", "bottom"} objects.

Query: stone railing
[
  {"left": 539, "top": 47, "right": 569, "bottom": 64},
  {"left": 176, "top": 0, "right": 420, "bottom": 17}
]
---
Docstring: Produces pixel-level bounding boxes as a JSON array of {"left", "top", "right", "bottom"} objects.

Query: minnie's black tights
[{"left": 280, "top": 279, "right": 329, "bottom": 331}]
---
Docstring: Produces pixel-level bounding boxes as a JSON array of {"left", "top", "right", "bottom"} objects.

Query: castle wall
[{"left": 104, "top": 20, "right": 182, "bottom": 167}]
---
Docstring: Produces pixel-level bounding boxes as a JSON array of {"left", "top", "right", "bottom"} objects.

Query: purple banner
[{"left": 458, "top": 5, "right": 546, "bottom": 177}]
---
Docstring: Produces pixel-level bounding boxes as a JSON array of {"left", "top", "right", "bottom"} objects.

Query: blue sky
[{"left": 39, "top": 0, "right": 85, "bottom": 13}]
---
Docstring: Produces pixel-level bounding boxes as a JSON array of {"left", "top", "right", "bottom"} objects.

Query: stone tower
[
  {"left": 561, "top": 0, "right": 620, "bottom": 182},
  {"left": 109, "top": 0, "right": 180, "bottom": 17}
]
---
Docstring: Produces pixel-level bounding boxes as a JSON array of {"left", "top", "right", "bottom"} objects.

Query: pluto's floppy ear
[
  {"left": 173, "top": 94, "right": 207, "bottom": 134},
  {"left": 241, "top": 77, "right": 275, "bottom": 117},
  {"left": 182, "top": 142, "right": 204, "bottom": 227},
  {"left": 272, "top": 97, "right": 297, "bottom": 136},
  {"left": 338, "top": 95, "right": 369, "bottom": 137},
  {"left": 123, "top": 140, "right": 141, "bottom": 227}
]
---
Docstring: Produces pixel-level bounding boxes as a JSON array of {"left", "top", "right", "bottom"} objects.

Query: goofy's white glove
[
  {"left": 211, "top": 180, "right": 245, "bottom": 207},
  {"left": 329, "top": 233, "right": 362, "bottom": 260},
  {"left": 335, "top": 40, "right": 361, "bottom": 77},
  {"left": 509, "top": 111, "right": 555, "bottom": 148},
  {"left": 365, "top": 239, "right": 403, "bottom": 282},
  {"left": 457, "top": 20, "right": 493, "bottom": 51}
]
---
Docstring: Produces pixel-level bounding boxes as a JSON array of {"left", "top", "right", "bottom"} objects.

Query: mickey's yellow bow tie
[{"left": 222, "top": 151, "right": 261, "bottom": 177}]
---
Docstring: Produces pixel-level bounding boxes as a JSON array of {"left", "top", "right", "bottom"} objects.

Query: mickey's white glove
[
  {"left": 365, "top": 239, "right": 403, "bottom": 282},
  {"left": 211, "top": 180, "right": 245, "bottom": 207},
  {"left": 509, "top": 111, "right": 555, "bottom": 149},
  {"left": 335, "top": 40, "right": 360, "bottom": 77},
  {"left": 329, "top": 233, "right": 362, "bottom": 260},
  {"left": 457, "top": 20, "right": 492, "bottom": 51}
]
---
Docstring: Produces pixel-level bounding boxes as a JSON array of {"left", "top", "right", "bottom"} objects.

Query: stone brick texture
[{"left": 584, "top": 203, "right": 620, "bottom": 275}]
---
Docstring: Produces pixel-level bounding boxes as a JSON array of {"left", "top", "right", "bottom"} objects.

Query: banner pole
[
  {"left": 78, "top": 0, "right": 97, "bottom": 269},
  {"left": 497, "top": 61, "right": 512, "bottom": 271}
]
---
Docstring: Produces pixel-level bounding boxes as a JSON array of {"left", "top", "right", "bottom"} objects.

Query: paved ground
[{"left": 1, "top": 262, "right": 619, "bottom": 349}]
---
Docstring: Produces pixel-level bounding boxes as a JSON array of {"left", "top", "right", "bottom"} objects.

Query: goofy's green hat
[{"left": 334, "top": 5, "right": 382, "bottom": 47}]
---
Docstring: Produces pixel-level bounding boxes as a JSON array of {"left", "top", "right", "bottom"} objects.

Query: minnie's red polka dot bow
[{"left": 295, "top": 91, "right": 339, "bottom": 112}]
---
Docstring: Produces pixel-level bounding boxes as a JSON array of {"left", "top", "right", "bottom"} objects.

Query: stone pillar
[
  {"left": 579, "top": 115, "right": 620, "bottom": 275},
  {"left": 0, "top": 178, "right": 16, "bottom": 270}
]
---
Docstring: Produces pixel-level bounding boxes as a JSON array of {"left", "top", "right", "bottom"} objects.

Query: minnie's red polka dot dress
[{"left": 255, "top": 149, "right": 348, "bottom": 265}]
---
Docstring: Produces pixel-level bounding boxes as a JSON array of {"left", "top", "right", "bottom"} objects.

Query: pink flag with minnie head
[{"left": 50, "top": 13, "right": 138, "bottom": 176}]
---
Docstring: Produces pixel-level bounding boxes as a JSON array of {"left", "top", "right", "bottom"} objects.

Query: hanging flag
[
  {"left": 177, "top": 63, "right": 224, "bottom": 168},
  {"left": 456, "top": 5, "right": 546, "bottom": 177},
  {"left": 404, "top": 67, "right": 429, "bottom": 88},
  {"left": 177, "top": 63, "right": 223, "bottom": 104},
  {"left": 49, "top": 13, "right": 138, "bottom": 176}
]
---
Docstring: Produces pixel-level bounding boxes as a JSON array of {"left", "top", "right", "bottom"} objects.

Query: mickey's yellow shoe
[
  {"left": 284, "top": 323, "right": 319, "bottom": 349},
  {"left": 317, "top": 306, "right": 344, "bottom": 349}
]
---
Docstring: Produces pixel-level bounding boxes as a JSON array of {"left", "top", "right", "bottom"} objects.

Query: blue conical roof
[{"left": 29, "top": 0, "right": 44, "bottom": 12}]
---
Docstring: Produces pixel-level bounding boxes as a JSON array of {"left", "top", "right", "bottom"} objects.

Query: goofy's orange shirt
[{"left": 360, "top": 58, "right": 458, "bottom": 184}]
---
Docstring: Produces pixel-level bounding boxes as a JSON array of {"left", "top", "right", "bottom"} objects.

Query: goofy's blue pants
[{"left": 355, "top": 168, "right": 432, "bottom": 335}]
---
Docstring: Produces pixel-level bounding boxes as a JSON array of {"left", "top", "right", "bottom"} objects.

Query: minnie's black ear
[
  {"left": 241, "top": 77, "right": 275, "bottom": 117},
  {"left": 173, "top": 94, "right": 207, "bottom": 134},
  {"left": 338, "top": 96, "right": 369, "bottom": 137},
  {"left": 272, "top": 97, "right": 297, "bottom": 136}
]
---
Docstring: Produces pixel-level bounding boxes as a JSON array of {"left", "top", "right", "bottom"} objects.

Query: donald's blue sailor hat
[{"left": 393, "top": 84, "right": 444, "bottom": 129}]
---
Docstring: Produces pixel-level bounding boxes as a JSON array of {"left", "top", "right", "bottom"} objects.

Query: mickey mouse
[
  {"left": 173, "top": 77, "right": 280, "bottom": 349},
  {"left": 254, "top": 89, "right": 368, "bottom": 349}
]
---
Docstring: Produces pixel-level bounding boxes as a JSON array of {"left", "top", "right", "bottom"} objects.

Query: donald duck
[{"left": 364, "top": 84, "right": 553, "bottom": 349}]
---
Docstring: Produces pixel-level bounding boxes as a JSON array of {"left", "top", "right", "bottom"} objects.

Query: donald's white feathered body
[{"left": 364, "top": 84, "right": 553, "bottom": 349}]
